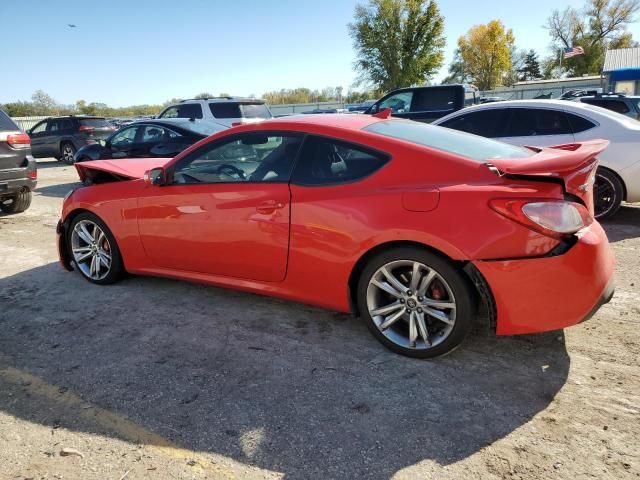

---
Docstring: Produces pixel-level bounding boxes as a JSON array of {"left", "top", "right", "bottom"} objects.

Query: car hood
[{"left": 75, "top": 157, "right": 172, "bottom": 182}]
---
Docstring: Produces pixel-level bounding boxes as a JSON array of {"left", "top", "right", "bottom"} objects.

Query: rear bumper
[
  {"left": 0, "top": 174, "right": 36, "bottom": 197},
  {"left": 473, "top": 221, "right": 615, "bottom": 335}
]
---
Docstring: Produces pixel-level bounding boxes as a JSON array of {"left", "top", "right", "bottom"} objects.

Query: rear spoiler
[{"left": 487, "top": 140, "right": 609, "bottom": 176}]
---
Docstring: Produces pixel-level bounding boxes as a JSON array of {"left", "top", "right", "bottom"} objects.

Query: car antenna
[{"left": 373, "top": 108, "right": 392, "bottom": 119}]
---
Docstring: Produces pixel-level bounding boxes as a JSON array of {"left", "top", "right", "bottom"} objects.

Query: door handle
[{"left": 256, "top": 201, "right": 285, "bottom": 214}]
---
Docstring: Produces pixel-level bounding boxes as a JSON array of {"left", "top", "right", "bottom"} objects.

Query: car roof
[
  {"left": 250, "top": 113, "right": 380, "bottom": 131},
  {"left": 180, "top": 97, "right": 266, "bottom": 104}
]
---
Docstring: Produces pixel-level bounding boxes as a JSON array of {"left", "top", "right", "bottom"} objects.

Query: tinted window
[
  {"left": 566, "top": 113, "right": 596, "bottom": 133},
  {"left": 412, "top": 89, "right": 456, "bottom": 111},
  {"left": 291, "top": 136, "right": 389, "bottom": 186},
  {"left": 30, "top": 121, "right": 47, "bottom": 135},
  {"left": 48, "top": 120, "right": 60, "bottom": 133},
  {"left": 209, "top": 103, "right": 241, "bottom": 119},
  {"left": 173, "top": 133, "right": 302, "bottom": 184},
  {"left": 0, "top": 109, "right": 19, "bottom": 131},
  {"left": 141, "top": 125, "right": 175, "bottom": 143},
  {"left": 79, "top": 118, "right": 111, "bottom": 128},
  {"left": 178, "top": 120, "right": 227, "bottom": 137},
  {"left": 240, "top": 103, "right": 270, "bottom": 118},
  {"left": 60, "top": 119, "right": 73, "bottom": 130},
  {"left": 439, "top": 109, "right": 506, "bottom": 138},
  {"left": 110, "top": 127, "right": 138, "bottom": 146},
  {"left": 581, "top": 99, "right": 630, "bottom": 114},
  {"left": 364, "top": 120, "right": 533, "bottom": 162},
  {"left": 378, "top": 92, "right": 413, "bottom": 113},
  {"left": 504, "top": 108, "right": 572, "bottom": 137},
  {"left": 160, "top": 104, "right": 204, "bottom": 119}
]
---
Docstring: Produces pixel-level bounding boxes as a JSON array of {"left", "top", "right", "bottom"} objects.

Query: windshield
[{"left": 364, "top": 120, "right": 533, "bottom": 161}]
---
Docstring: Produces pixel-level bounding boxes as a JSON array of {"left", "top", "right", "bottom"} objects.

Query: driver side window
[
  {"left": 110, "top": 126, "right": 139, "bottom": 147},
  {"left": 172, "top": 133, "right": 302, "bottom": 184},
  {"left": 379, "top": 91, "right": 413, "bottom": 113}
]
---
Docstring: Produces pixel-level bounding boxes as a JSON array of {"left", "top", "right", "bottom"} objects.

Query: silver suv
[{"left": 158, "top": 97, "right": 272, "bottom": 127}]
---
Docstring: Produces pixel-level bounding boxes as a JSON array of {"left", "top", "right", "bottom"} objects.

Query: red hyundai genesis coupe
[{"left": 57, "top": 113, "right": 615, "bottom": 358}]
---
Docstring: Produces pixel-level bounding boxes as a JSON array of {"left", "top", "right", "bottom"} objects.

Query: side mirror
[
  {"left": 143, "top": 167, "right": 165, "bottom": 186},
  {"left": 99, "top": 139, "right": 107, "bottom": 147},
  {"left": 26, "top": 129, "right": 32, "bottom": 135}
]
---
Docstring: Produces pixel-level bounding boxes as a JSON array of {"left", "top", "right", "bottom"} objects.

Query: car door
[
  {"left": 105, "top": 125, "right": 140, "bottom": 159},
  {"left": 44, "top": 119, "right": 62, "bottom": 156},
  {"left": 137, "top": 131, "right": 303, "bottom": 282},
  {"left": 28, "top": 120, "right": 49, "bottom": 157},
  {"left": 496, "top": 107, "right": 575, "bottom": 147}
]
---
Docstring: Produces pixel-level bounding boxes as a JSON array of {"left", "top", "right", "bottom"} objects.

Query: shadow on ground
[
  {"left": 35, "top": 181, "right": 81, "bottom": 198},
  {"left": 0, "top": 263, "right": 570, "bottom": 479},
  {"left": 601, "top": 205, "right": 640, "bottom": 243}
]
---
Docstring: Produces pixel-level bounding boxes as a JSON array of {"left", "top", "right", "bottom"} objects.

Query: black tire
[
  {"left": 0, "top": 189, "right": 32, "bottom": 214},
  {"left": 67, "top": 212, "right": 125, "bottom": 285},
  {"left": 59, "top": 142, "right": 76, "bottom": 165},
  {"left": 356, "top": 247, "right": 475, "bottom": 358},
  {"left": 594, "top": 167, "right": 624, "bottom": 220}
]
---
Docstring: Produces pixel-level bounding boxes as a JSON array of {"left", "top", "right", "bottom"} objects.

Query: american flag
[{"left": 563, "top": 46, "right": 585, "bottom": 59}]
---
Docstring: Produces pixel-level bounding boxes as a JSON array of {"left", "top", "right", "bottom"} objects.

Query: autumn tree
[
  {"left": 545, "top": 0, "right": 640, "bottom": 76},
  {"left": 456, "top": 20, "right": 515, "bottom": 90},
  {"left": 349, "top": 0, "right": 446, "bottom": 91}
]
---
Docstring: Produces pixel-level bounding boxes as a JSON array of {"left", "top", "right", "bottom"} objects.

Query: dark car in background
[
  {"left": 365, "top": 84, "right": 479, "bottom": 122},
  {"left": 575, "top": 93, "right": 640, "bottom": 120},
  {"left": 27, "top": 116, "right": 116, "bottom": 164},
  {"left": 74, "top": 118, "right": 228, "bottom": 162},
  {"left": 0, "top": 108, "right": 36, "bottom": 214}
]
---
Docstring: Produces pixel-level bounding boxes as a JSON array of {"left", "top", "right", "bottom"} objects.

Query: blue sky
[{"left": 1, "top": 0, "right": 638, "bottom": 107}]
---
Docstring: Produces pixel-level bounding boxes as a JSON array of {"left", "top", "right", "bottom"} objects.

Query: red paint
[{"left": 60, "top": 115, "right": 615, "bottom": 335}]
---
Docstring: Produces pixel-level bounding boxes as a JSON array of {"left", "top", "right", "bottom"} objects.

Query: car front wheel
[
  {"left": 67, "top": 212, "right": 124, "bottom": 284},
  {"left": 357, "top": 247, "right": 475, "bottom": 358}
]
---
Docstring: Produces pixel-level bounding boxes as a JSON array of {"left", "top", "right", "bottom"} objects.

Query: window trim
[
  {"left": 438, "top": 108, "right": 508, "bottom": 138},
  {"left": 563, "top": 110, "right": 598, "bottom": 134},
  {"left": 290, "top": 133, "right": 392, "bottom": 188},
  {"left": 166, "top": 130, "right": 305, "bottom": 186},
  {"left": 499, "top": 106, "right": 574, "bottom": 138}
]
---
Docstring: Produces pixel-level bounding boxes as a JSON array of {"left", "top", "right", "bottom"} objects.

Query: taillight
[
  {"left": 79, "top": 125, "right": 95, "bottom": 134},
  {"left": 490, "top": 199, "right": 593, "bottom": 239},
  {"left": 7, "top": 133, "right": 31, "bottom": 147},
  {"left": 28, "top": 170, "right": 37, "bottom": 180}
]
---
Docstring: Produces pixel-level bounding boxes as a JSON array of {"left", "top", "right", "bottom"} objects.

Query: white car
[{"left": 433, "top": 99, "right": 640, "bottom": 218}]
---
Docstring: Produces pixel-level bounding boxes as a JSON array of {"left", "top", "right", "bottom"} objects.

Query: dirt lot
[{"left": 0, "top": 159, "right": 639, "bottom": 480}]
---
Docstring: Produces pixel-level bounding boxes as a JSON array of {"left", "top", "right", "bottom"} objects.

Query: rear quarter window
[
  {"left": 0, "top": 109, "right": 19, "bottom": 131},
  {"left": 565, "top": 113, "right": 596, "bottom": 133},
  {"left": 209, "top": 103, "right": 241, "bottom": 119},
  {"left": 364, "top": 120, "right": 533, "bottom": 162},
  {"left": 79, "top": 118, "right": 111, "bottom": 128},
  {"left": 581, "top": 99, "right": 630, "bottom": 114}
]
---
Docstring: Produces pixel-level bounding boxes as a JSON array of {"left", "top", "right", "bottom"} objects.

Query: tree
[
  {"left": 518, "top": 50, "right": 542, "bottom": 81},
  {"left": 195, "top": 92, "right": 214, "bottom": 99},
  {"left": 31, "top": 90, "right": 59, "bottom": 115},
  {"left": 457, "top": 20, "right": 515, "bottom": 90},
  {"left": 442, "top": 49, "right": 471, "bottom": 84},
  {"left": 349, "top": 0, "right": 446, "bottom": 91},
  {"left": 503, "top": 48, "right": 528, "bottom": 86},
  {"left": 545, "top": 0, "right": 640, "bottom": 76}
]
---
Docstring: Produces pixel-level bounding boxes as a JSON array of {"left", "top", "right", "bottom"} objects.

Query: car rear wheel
[
  {"left": 59, "top": 142, "right": 76, "bottom": 165},
  {"left": 0, "top": 189, "right": 32, "bottom": 214},
  {"left": 67, "top": 212, "right": 124, "bottom": 285},
  {"left": 594, "top": 167, "right": 623, "bottom": 220},
  {"left": 357, "top": 247, "right": 475, "bottom": 358}
]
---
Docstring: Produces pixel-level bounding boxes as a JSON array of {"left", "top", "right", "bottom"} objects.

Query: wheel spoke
[
  {"left": 417, "top": 270, "right": 436, "bottom": 297},
  {"left": 421, "top": 299, "right": 456, "bottom": 309},
  {"left": 380, "top": 267, "right": 408, "bottom": 294},
  {"left": 380, "top": 308, "right": 405, "bottom": 330},
  {"left": 424, "top": 306, "right": 454, "bottom": 325},
  {"left": 74, "top": 250, "right": 93, "bottom": 263},
  {"left": 409, "top": 262, "right": 421, "bottom": 293},
  {"left": 76, "top": 224, "right": 93, "bottom": 245},
  {"left": 409, "top": 311, "right": 418, "bottom": 346},
  {"left": 370, "top": 301, "right": 403, "bottom": 317},
  {"left": 371, "top": 279, "right": 404, "bottom": 299},
  {"left": 416, "top": 312, "right": 431, "bottom": 346},
  {"left": 89, "top": 255, "right": 97, "bottom": 278}
]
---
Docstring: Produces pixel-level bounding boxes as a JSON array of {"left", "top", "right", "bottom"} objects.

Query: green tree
[
  {"left": 518, "top": 50, "right": 542, "bottom": 81},
  {"left": 457, "top": 20, "right": 515, "bottom": 90},
  {"left": 545, "top": 0, "right": 640, "bottom": 76},
  {"left": 442, "top": 50, "right": 471, "bottom": 84},
  {"left": 194, "top": 92, "right": 214, "bottom": 99},
  {"left": 349, "top": 0, "right": 446, "bottom": 91},
  {"left": 30, "top": 90, "right": 59, "bottom": 115}
]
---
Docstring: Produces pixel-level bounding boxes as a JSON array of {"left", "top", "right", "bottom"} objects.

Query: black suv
[
  {"left": 0, "top": 108, "right": 36, "bottom": 214},
  {"left": 27, "top": 116, "right": 115, "bottom": 164},
  {"left": 563, "top": 91, "right": 640, "bottom": 120},
  {"left": 365, "top": 84, "right": 480, "bottom": 122}
]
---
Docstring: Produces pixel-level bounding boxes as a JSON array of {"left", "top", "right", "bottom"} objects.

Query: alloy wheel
[
  {"left": 62, "top": 144, "right": 75, "bottom": 164},
  {"left": 70, "top": 220, "right": 112, "bottom": 280},
  {"left": 594, "top": 172, "right": 616, "bottom": 219},
  {"left": 366, "top": 260, "right": 457, "bottom": 350}
]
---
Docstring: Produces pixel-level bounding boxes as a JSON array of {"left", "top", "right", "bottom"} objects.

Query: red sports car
[{"left": 57, "top": 113, "right": 615, "bottom": 358}]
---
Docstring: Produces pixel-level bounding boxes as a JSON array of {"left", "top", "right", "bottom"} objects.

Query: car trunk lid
[
  {"left": 487, "top": 140, "right": 608, "bottom": 215},
  {"left": 75, "top": 157, "right": 172, "bottom": 182}
]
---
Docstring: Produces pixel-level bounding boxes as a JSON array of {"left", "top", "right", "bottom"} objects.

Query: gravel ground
[{"left": 0, "top": 159, "right": 639, "bottom": 480}]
